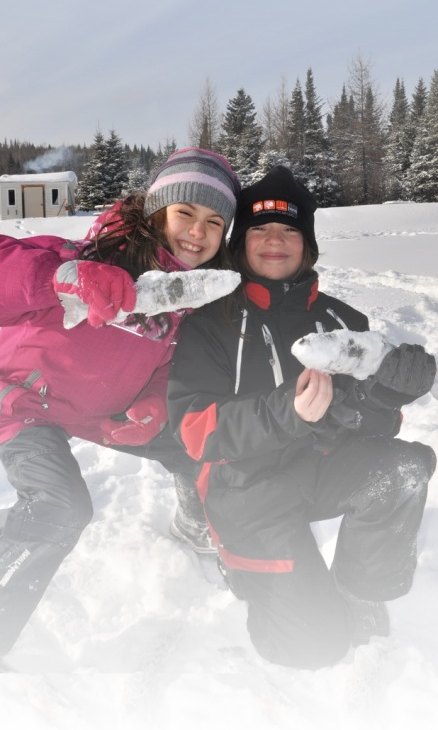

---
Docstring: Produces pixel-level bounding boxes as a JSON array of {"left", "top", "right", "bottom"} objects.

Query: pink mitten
[
  {"left": 100, "top": 394, "right": 168, "bottom": 446},
  {"left": 53, "top": 260, "right": 136, "bottom": 328}
]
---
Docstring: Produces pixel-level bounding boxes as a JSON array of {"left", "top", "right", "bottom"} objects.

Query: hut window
[
  {"left": 51, "top": 188, "right": 59, "bottom": 205},
  {"left": 8, "top": 189, "right": 16, "bottom": 206}
]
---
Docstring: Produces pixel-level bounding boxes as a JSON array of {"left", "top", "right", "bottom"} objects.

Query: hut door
[{"left": 23, "top": 185, "right": 45, "bottom": 217}]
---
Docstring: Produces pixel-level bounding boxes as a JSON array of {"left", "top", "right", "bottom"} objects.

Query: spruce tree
[
  {"left": 406, "top": 70, "right": 438, "bottom": 201},
  {"left": 256, "top": 149, "right": 292, "bottom": 179},
  {"left": 77, "top": 130, "right": 108, "bottom": 210},
  {"left": 104, "top": 130, "right": 129, "bottom": 202},
  {"left": 219, "top": 88, "right": 262, "bottom": 185},
  {"left": 122, "top": 165, "right": 149, "bottom": 195},
  {"left": 362, "top": 86, "right": 385, "bottom": 202},
  {"left": 149, "top": 139, "right": 177, "bottom": 183},
  {"left": 410, "top": 77, "right": 428, "bottom": 125},
  {"left": 403, "top": 77, "right": 428, "bottom": 187},
  {"left": 140, "top": 145, "right": 157, "bottom": 177},
  {"left": 327, "top": 86, "right": 358, "bottom": 204},
  {"left": 303, "top": 69, "right": 337, "bottom": 206},
  {"left": 383, "top": 79, "right": 410, "bottom": 200},
  {"left": 287, "top": 79, "right": 306, "bottom": 176}
]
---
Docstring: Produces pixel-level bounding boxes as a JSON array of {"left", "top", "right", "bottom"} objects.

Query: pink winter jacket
[{"left": 0, "top": 233, "right": 189, "bottom": 446}]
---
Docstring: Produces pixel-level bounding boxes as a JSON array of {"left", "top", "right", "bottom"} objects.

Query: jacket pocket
[{"left": 0, "top": 371, "right": 47, "bottom": 417}]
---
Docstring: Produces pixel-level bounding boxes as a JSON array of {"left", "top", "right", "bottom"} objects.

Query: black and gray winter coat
[{"left": 168, "top": 271, "right": 401, "bottom": 543}]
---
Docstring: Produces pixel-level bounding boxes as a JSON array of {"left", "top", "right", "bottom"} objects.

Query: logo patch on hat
[{"left": 252, "top": 200, "right": 298, "bottom": 217}]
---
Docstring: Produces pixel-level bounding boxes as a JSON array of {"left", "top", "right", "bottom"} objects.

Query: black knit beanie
[{"left": 229, "top": 166, "right": 318, "bottom": 260}]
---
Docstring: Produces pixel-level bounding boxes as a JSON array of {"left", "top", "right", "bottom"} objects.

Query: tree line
[
  {"left": 191, "top": 62, "right": 438, "bottom": 206},
  {"left": 2, "top": 59, "right": 437, "bottom": 209}
]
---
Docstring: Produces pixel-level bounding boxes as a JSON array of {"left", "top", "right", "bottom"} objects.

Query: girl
[
  {"left": 0, "top": 147, "right": 240, "bottom": 659},
  {"left": 167, "top": 166, "right": 436, "bottom": 669}
]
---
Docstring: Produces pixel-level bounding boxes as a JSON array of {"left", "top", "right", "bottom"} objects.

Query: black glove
[
  {"left": 324, "top": 379, "right": 400, "bottom": 437},
  {"left": 360, "top": 343, "right": 436, "bottom": 408}
]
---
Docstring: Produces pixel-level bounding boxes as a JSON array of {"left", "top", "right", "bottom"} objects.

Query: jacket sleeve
[
  {"left": 84, "top": 200, "right": 124, "bottom": 241},
  {"left": 0, "top": 234, "right": 65, "bottom": 325},
  {"left": 168, "top": 313, "right": 323, "bottom": 464}
]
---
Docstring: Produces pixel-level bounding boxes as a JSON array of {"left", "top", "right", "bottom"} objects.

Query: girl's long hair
[{"left": 79, "top": 191, "right": 231, "bottom": 279}]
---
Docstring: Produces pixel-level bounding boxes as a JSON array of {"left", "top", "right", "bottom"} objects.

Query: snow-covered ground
[{"left": 0, "top": 202, "right": 437, "bottom": 730}]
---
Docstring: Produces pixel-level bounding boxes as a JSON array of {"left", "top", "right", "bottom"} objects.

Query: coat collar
[
  {"left": 244, "top": 271, "right": 319, "bottom": 312},
  {"left": 156, "top": 247, "right": 191, "bottom": 273}
]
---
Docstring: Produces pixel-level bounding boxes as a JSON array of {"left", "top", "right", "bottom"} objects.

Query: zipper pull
[{"left": 38, "top": 385, "right": 49, "bottom": 409}]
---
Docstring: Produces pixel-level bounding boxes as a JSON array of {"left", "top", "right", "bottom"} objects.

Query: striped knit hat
[{"left": 144, "top": 147, "right": 241, "bottom": 232}]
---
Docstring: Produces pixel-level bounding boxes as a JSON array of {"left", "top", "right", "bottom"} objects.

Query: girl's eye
[{"left": 209, "top": 219, "right": 223, "bottom": 227}]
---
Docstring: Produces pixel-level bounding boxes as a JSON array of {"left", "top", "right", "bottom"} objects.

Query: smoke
[{"left": 24, "top": 145, "right": 73, "bottom": 173}]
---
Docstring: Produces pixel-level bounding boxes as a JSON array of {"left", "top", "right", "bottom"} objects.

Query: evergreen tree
[
  {"left": 149, "top": 139, "right": 177, "bottom": 182},
  {"left": 122, "top": 165, "right": 149, "bottom": 195},
  {"left": 403, "top": 77, "right": 428, "bottom": 183},
  {"left": 219, "top": 88, "right": 262, "bottom": 185},
  {"left": 383, "top": 78, "right": 410, "bottom": 200},
  {"left": 410, "top": 77, "right": 428, "bottom": 125},
  {"left": 287, "top": 79, "right": 306, "bottom": 176},
  {"left": 139, "top": 145, "right": 157, "bottom": 176},
  {"left": 406, "top": 69, "right": 438, "bottom": 201},
  {"left": 362, "top": 86, "right": 385, "bottom": 202},
  {"left": 77, "top": 130, "right": 129, "bottom": 209},
  {"left": 104, "top": 130, "right": 129, "bottom": 202},
  {"left": 77, "top": 130, "right": 108, "bottom": 210},
  {"left": 327, "top": 86, "right": 358, "bottom": 204},
  {"left": 256, "top": 149, "right": 292, "bottom": 179},
  {"left": 302, "top": 69, "right": 337, "bottom": 206}
]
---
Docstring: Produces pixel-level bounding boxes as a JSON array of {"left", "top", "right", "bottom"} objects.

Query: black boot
[
  {"left": 170, "top": 474, "right": 216, "bottom": 554},
  {"left": 334, "top": 576, "right": 390, "bottom": 647}
]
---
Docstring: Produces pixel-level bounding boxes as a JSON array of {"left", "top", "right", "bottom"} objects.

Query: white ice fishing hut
[{"left": 0, "top": 171, "right": 77, "bottom": 219}]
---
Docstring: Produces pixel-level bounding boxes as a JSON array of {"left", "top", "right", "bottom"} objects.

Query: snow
[
  {"left": 0, "top": 171, "right": 77, "bottom": 184},
  {"left": 291, "top": 330, "right": 394, "bottom": 380},
  {"left": 0, "top": 202, "right": 437, "bottom": 730}
]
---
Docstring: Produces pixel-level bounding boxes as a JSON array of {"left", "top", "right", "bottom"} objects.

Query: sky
[
  {"left": 2, "top": 0, "right": 438, "bottom": 152},
  {"left": 0, "top": 203, "right": 437, "bottom": 728}
]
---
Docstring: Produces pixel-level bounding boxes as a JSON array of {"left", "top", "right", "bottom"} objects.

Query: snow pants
[
  {"left": 205, "top": 436, "right": 436, "bottom": 669},
  {"left": 0, "top": 424, "right": 196, "bottom": 656},
  {"left": 0, "top": 426, "right": 94, "bottom": 655}
]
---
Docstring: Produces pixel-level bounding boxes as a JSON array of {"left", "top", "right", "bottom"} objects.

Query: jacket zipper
[
  {"left": 261, "top": 324, "right": 284, "bottom": 387},
  {"left": 24, "top": 370, "right": 49, "bottom": 409},
  {"left": 234, "top": 309, "right": 248, "bottom": 395},
  {"left": 326, "top": 308, "right": 348, "bottom": 329}
]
